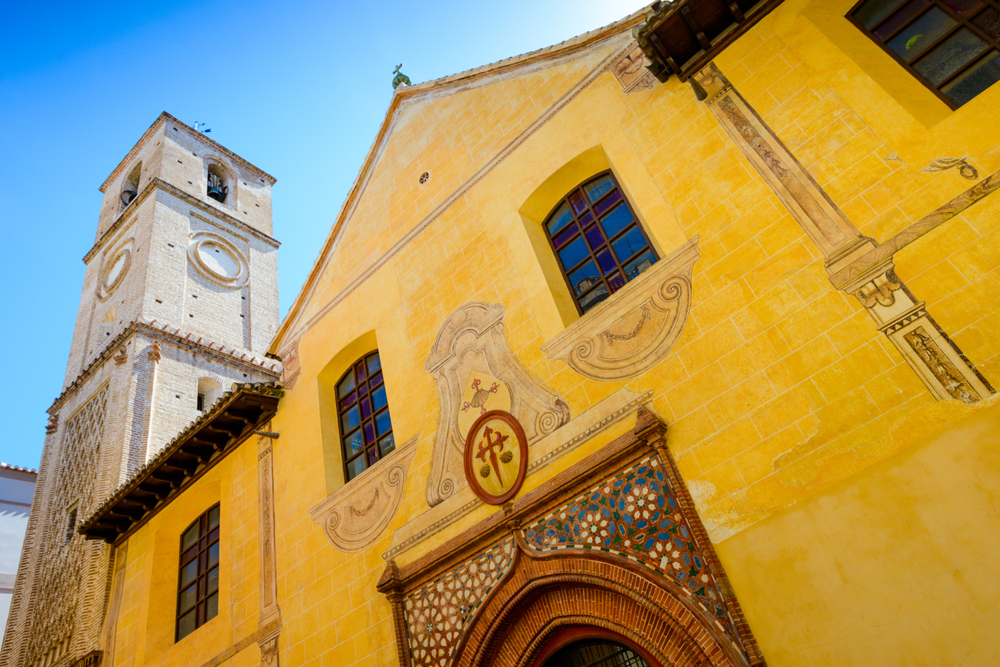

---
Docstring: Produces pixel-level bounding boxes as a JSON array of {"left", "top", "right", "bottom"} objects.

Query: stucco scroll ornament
[
  {"left": 543, "top": 237, "right": 699, "bottom": 381},
  {"left": 424, "top": 302, "right": 570, "bottom": 507},
  {"left": 308, "top": 435, "right": 418, "bottom": 552},
  {"left": 611, "top": 44, "right": 655, "bottom": 96}
]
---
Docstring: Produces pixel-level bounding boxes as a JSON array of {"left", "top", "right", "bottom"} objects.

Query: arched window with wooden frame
[
  {"left": 176, "top": 504, "right": 220, "bottom": 641},
  {"left": 337, "top": 351, "right": 395, "bottom": 482},
  {"left": 543, "top": 171, "right": 659, "bottom": 315}
]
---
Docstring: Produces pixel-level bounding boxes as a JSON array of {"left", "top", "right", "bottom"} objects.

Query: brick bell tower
[{"left": 0, "top": 113, "right": 282, "bottom": 667}]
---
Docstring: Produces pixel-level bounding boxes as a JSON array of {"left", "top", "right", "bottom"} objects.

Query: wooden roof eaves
[
  {"left": 78, "top": 382, "right": 283, "bottom": 544},
  {"left": 267, "top": 9, "right": 652, "bottom": 357}
]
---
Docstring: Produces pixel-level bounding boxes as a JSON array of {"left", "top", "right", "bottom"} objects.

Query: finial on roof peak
[{"left": 392, "top": 63, "right": 411, "bottom": 89}]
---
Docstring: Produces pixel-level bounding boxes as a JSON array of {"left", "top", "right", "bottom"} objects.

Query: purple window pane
[
  {"left": 355, "top": 362, "right": 367, "bottom": 382},
  {"left": 569, "top": 190, "right": 588, "bottom": 214},
  {"left": 578, "top": 210, "right": 595, "bottom": 226},
  {"left": 943, "top": 50, "right": 1000, "bottom": 104},
  {"left": 854, "top": 0, "right": 907, "bottom": 28},
  {"left": 596, "top": 248, "right": 617, "bottom": 274},
  {"left": 208, "top": 526, "right": 219, "bottom": 543},
  {"left": 567, "top": 260, "right": 601, "bottom": 296},
  {"left": 369, "top": 370, "right": 383, "bottom": 388},
  {"left": 345, "top": 428, "right": 364, "bottom": 455},
  {"left": 888, "top": 8, "right": 957, "bottom": 62},
  {"left": 973, "top": 8, "right": 1000, "bottom": 40},
  {"left": 915, "top": 28, "right": 988, "bottom": 84},
  {"left": 368, "top": 448, "right": 380, "bottom": 465},
  {"left": 579, "top": 283, "right": 610, "bottom": 313},
  {"left": 558, "top": 236, "right": 589, "bottom": 271},
  {"left": 941, "top": 0, "right": 984, "bottom": 16},
  {"left": 360, "top": 395, "right": 371, "bottom": 419},
  {"left": 592, "top": 189, "right": 623, "bottom": 217},
  {"left": 364, "top": 421, "right": 375, "bottom": 444},
  {"left": 608, "top": 272, "right": 626, "bottom": 293},
  {"left": 552, "top": 223, "right": 579, "bottom": 248},
  {"left": 874, "top": 0, "right": 929, "bottom": 39},
  {"left": 546, "top": 202, "right": 574, "bottom": 235},
  {"left": 339, "top": 391, "right": 357, "bottom": 411},
  {"left": 584, "top": 224, "right": 606, "bottom": 250}
]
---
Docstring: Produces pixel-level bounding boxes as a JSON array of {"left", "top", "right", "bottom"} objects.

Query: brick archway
[{"left": 452, "top": 545, "right": 746, "bottom": 667}]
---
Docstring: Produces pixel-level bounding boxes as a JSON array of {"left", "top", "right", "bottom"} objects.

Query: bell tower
[{"left": 0, "top": 113, "right": 282, "bottom": 667}]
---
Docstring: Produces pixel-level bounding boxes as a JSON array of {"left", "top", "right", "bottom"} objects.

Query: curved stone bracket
[
  {"left": 424, "top": 302, "right": 570, "bottom": 507},
  {"left": 542, "top": 237, "right": 699, "bottom": 381},
  {"left": 309, "top": 435, "right": 418, "bottom": 553}
]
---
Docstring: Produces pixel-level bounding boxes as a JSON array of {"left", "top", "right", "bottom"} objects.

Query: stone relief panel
[
  {"left": 310, "top": 435, "right": 418, "bottom": 552},
  {"left": 543, "top": 237, "right": 699, "bottom": 381},
  {"left": 424, "top": 303, "right": 570, "bottom": 507},
  {"left": 610, "top": 44, "right": 655, "bottom": 96}
]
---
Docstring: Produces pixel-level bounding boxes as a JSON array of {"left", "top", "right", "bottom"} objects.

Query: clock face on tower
[
  {"left": 97, "top": 239, "right": 133, "bottom": 301},
  {"left": 187, "top": 232, "right": 249, "bottom": 287}
]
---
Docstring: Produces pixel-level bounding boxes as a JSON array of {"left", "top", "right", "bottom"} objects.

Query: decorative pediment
[
  {"left": 424, "top": 303, "right": 570, "bottom": 507},
  {"left": 309, "top": 435, "right": 418, "bottom": 553},
  {"left": 543, "top": 237, "right": 699, "bottom": 381}
]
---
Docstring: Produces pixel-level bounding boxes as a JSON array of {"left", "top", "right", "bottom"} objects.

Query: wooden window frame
[
  {"left": 176, "top": 504, "right": 220, "bottom": 642},
  {"left": 336, "top": 351, "right": 395, "bottom": 483},
  {"left": 543, "top": 171, "right": 659, "bottom": 316},
  {"left": 847, "top": 0, "right": 1000, "bottom": 109}
]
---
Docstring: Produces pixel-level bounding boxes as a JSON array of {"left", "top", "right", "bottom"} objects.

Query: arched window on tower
[
  {"left": 120, "top": 161, "right": 142, "bottom": 212},
  {"left": 543, "top": 171, "right": 658, "bottom": 315},
  {"left": 336, "top": 351, "right": 395, "bottom": 482},
  {"left": 197, "top": 377, "right": 222, "bottom": 412},
  {"left": 176, "top": 504, "right": 220, "bottom": 641},
  {"left": 206, "top": 163, "right": 230, "bottom": 204}
]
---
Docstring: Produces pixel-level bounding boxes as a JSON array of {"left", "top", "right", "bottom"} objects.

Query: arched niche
[
  {"left": 120, "top": 161, "right": 142, "bottom": 212},
  {"left": 518, "top": 145, "right": 663, "bottom": 328},
  {"left": 316, "top": 329, "right": 380, "bottom": 495}
]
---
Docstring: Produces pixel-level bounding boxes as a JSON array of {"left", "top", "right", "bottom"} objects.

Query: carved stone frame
[
  {"left": 542, "top": 237, "right": 699, "bottom": 381},
  {"left": 424, "top": 303, "right": 570, "bottom": 507}
]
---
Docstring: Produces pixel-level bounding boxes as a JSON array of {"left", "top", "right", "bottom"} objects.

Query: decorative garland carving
[
  {"left": 309, "top": 435, "right": 418, "bottom": 552},
  {"left": 187, "top": 231, "right": 249, "bottom": 288},
  {"left": 424, "top": 303, "right": 569, "bottom": 507},
  {"left": 543, "top": 238, "right": 698, "bottom": 381}
]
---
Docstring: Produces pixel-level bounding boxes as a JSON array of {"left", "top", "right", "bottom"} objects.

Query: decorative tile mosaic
[
  {"left": 522, "top": 456, "right": 737, "bottom": 643},
  {"left": 404, "top": 538, "right": 514, "bottom": 666}
]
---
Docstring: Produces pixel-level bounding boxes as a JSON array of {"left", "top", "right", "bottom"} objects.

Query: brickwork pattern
[
  {"left": 24, "top": 385, "right": 109, "bottom": 665},
  {"left": 403, "top": 539, "right": 514, "bottom": 666},
  {"left": 522, "top": 455, "right": 736, "bottom": 645}
]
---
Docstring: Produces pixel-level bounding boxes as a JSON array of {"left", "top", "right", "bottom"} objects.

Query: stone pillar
[
  {"left": 691, "top": 63, "right": 992, "bottom": 403},
  {"left": 256, "top": 427, "right": 281, "bottom": 665}
]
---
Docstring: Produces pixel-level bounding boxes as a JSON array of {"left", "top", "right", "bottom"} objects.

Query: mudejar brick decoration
[
  {"left": 378, "top": 407, "right": 766, "bottom": 667},
  {"left": 522, "top": 455, "right": 738, "bottom": 647}
]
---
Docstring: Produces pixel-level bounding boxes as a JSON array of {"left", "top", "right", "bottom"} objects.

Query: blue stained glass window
[
  {"left": 542, "top": 172, "right": 658, "bottom": 314},
  {"left": 888, "top": 7, "right": 957, "bottom": 60},
  {"left": 338, "top": 351, "right": 395, "bottom": 482}
]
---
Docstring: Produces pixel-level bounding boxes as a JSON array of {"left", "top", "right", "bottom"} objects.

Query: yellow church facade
[{"left": 38, "top": 1, "right": 1000, "bottom": 667}]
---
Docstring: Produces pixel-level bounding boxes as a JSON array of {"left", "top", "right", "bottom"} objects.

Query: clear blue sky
[{"left": 0, "top": 0, "right": 648, "bottom": 469}]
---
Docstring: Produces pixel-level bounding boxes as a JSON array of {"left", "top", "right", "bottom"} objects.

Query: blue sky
[{"left": 0, "top": 0, "right": 648, "bottom": 468}]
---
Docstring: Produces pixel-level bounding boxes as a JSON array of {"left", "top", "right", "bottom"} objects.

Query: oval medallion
[{"left": 463, "top": 410, "right": 528, "bottom": 505}]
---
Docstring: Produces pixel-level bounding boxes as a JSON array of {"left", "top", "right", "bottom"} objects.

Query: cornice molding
[
  {"left": 85, "top": 178, "right": 280, "bottom": 264},
  {"left": 271, "top": 30, "right": 638, "bottom": 356},
  {"left": 49, "top": 318, "right": 281, "bottom": 415},
  {"left": 99, "top": 112, "right": 275, "bottom": 194}
]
